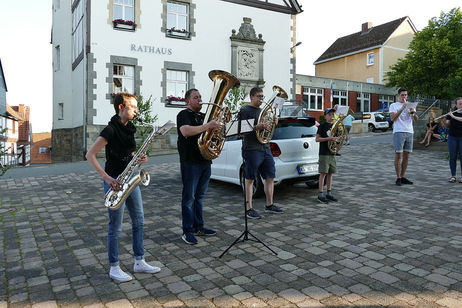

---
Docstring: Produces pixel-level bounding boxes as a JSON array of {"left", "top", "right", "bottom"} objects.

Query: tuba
[
  {"left": 198, "top": 70, "right": 240, "bottom": 160},
  {"left": 256, "top": 85, "right": 288, "bottom": 144},
  {"left": 104, "top": 120, "right": 175, "bottom": 210}
]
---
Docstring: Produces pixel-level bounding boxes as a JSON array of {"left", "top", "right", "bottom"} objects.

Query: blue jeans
[
  {"left": 448, "top": 135, "right": 462, "bottom": 176},
  {"left": 104, "top": 182, "right": 144, "bottom": 266},
  {"left": 180, "top": 161, "right": 211, "bottom": 234}
]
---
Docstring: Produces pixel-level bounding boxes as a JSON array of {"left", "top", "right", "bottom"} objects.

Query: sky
[{"left": 0, "top": 0, "right": 460, "bottom": 133}]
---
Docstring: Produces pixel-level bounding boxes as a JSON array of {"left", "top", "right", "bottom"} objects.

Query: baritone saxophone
[{"left": 104, "top": 120, "right": 175, "bottom": 210}]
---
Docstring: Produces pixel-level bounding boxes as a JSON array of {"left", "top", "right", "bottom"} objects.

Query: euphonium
[
  {"left": 104, "top": 120, "right": 175, "bottom": 210},
  {"left": 256, "top": 85, "right": 288, "bottom": 144},
  {"left": 327, "top": 108, "right": 353, "bottom": 154},
  {"left": 198, "top": 70, "right": 240, "bottom": 160}
]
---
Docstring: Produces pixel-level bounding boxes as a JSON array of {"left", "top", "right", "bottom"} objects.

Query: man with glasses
[{"left": 238, "top": 87, "right": 283, "bottom": 219}]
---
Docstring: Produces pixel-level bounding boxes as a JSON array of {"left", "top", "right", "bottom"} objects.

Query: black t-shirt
[
  {"left": 426, "top": 122, "right": 439, "bottom": 134},
  {"left": 238, "top": 105, "right": 269, "bottom": 152},
  {"left": 177, "top": 108, "right": 211, "bottom": 163},
  {"left": 99, "top": 115, "right": 137, "bottom": 177},
  {"left": 317, "top": 122, "right": 333, "bottom": 156},
  {"left": 447, "top": 112, "right": 462, "bottom": 137}
]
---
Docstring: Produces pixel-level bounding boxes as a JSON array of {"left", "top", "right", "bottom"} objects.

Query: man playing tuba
[
  {"left": 238, "top": 87, "right": 284, "bottom": 219},
  {"left": 177, "top": 89, "right": 221, "bottom": 245}
]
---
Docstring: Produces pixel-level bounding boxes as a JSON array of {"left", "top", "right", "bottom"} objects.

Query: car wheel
[
  {"left": 305, "top": 180, "right": 319, "bottom": 189},
  {"left": 368, "top": 124, "right": 376, "bottom": 132},
  {"left": 240, "top": 168, "right": 264, "bottom": 198}
]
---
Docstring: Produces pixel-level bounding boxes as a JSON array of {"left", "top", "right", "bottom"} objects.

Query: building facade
[
  {"left": 296, "top": 74, "right": 397, "bottom": 120},
  {"left": 52, "top": 0, "right": 302, "bottom": 161},
  {"left": 314, "top": 17, "right": 417, "bottom": 85}
]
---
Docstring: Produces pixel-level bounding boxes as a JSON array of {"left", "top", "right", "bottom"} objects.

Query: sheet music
[
  {"left": 406, "top": 102, "right": 418, "bottom": 111},
  {"left": 225, "top": 119, "right": 253, "bottom": 137},
  {"left": 272, "top": 97, "right": 286, "bottom": 112},
  {"left": 336, "top": 106, "right": 349, "bottom": 116}
]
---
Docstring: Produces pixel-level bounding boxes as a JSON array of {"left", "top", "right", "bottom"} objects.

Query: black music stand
[{"left": 219, "top": 160, "right": 277, "bottom": 258}]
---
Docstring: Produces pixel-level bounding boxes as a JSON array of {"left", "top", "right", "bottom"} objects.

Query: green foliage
[
  {"left": 385, "top": 8, "right": 462, "bottom": 99},
  {"left": 134, "top": 95, "right": 158, "bottom": 154},
  {"left": 0, "top": 127, "right": 10, "bottom": 176},
  {"left": 223, "top": 86, "right": 247, "bottom": 114}
]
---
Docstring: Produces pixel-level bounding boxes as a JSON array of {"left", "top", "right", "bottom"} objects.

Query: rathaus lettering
[{"left": 131, "top": 44, "right": 173, "bottom": 55}]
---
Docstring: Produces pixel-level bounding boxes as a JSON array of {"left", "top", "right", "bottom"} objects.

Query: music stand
[{"left": 219, "top": 158, "right": 277, "bottom": 258}]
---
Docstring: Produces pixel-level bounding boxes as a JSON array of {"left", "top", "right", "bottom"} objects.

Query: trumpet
[
  {"left": 404, "top": 99, "right": 416, "bottom": 115},
  {"left": 434, "top": 108, "right": 462, "bottom": 122}
]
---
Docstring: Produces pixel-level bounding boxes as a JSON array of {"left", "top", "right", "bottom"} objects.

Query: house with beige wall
[{"left": 314, "top": 17, "right": 417, "bottom": 85}]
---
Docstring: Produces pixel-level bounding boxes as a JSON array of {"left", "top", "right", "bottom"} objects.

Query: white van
[{"left": 353, "top": 112, "right": 389, "bottom": 132}]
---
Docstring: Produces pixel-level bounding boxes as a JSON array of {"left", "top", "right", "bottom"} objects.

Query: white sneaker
[
  {"left": 109, "top": 265, "right": 133, "bottom": 282},
  {"left": 133, "top": 259, "right": 161, "bottom": 274}
]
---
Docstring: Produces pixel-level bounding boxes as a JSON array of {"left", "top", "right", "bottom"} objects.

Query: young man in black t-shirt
[
  {"left": 86, "top": 92, "right": 160, "bottom": 282},
  {"left": 177, "top": 88, "right": 221, "bottom": 245},
  {"left": 315, "top": 108, "right": 339, "bottom": 204},
  {"left": 238, "top": 87, "right": 283, "bottom": 219}
]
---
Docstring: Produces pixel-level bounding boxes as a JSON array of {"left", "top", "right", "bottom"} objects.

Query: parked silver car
[{"left": 211, "top": 117, "right": 319, "bottom": 197}]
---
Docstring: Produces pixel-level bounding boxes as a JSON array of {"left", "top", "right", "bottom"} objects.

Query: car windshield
[
  {"left": 375, "top": 113, "right": 387, "bottom": 121},
  {"left": 273, "top": 118, "right": 317, "bottom": 140}
]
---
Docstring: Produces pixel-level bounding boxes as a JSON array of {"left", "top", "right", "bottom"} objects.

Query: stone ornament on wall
[
  {"left": 230, "top": 18, "right": 265, "bottom": 88},
  {"left": 237, "top": 48, "right": 258, "bottom": 80}
]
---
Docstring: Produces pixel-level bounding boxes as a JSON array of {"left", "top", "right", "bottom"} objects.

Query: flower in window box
[
  {"left": 166, "top": 96, "right": 186, "bottom": 104},
  {"left": 167, "top": 27, "right": 189, "bottom": 34},
  {"left": 113, "top": 19, "right": 137, "bottom": 29},
  {"left": 110, "top": 93, "right": 117, "bottom": 97}
]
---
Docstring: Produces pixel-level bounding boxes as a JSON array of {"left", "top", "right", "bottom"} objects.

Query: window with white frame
[
  {"left": 58, "top": 103, "right": 64, "bottom": 120},
  {"left": 333, "top": 90, "right": 348, "bottom": 106},
  {"left": 379, "top": 95, "right": 394, "bottom": 110},
  {"left": 72, "top": 0, "right": 84, "bottom": 64},
  {"left": 54, "top": 45, "right": 60, "bottom": 71},
  {"left": 166, "top": 1, "right": 189, "bottom": 38},
  {"left": 366, "top": 77, "right": 374, "bottom": 83},
  {"left": 357, "top": 92, "right": 370, "bottom": 112},
  {"left": 113, "top": 65, "right": 134, "bottom": 94},
  {"left": 303, "top": 87, "right": 323, "bottom": 111},
  {"left": 367, "top": 52, "right": 374, "bottom": 65},
  {"left": 39, "top": 147, "right": 47, "bottom": 154},
  {"left": 114, "top": 0, "right": 134, "bottom": 22},
  {"left": 166, "top": 69, "right": 188, "bottom": 105}
]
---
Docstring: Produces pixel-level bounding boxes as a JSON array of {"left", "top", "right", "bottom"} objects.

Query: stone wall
[
  {"left": 52, "top": 125, "right": 178, "bottom": 162},
  {"left": 51, "top": 126, "right": 84, "bottom": 162}
]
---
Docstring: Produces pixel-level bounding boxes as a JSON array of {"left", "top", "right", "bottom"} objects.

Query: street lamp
[{"left": 290, "top": 41, "right": 302, "bottom": 53}]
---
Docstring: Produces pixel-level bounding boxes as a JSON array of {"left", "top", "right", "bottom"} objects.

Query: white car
[
  {"left": 211, "top": 117, "right": 319, "bottom": 197},
  {"left": 353, "top": 111, "right": 389, "bottom": 132}
]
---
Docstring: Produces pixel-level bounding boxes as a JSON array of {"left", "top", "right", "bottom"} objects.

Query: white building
[{"left": 52, "top": 0, "right": 302, "bottom": 161}]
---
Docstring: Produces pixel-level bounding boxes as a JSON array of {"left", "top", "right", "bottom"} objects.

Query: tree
[
  {"left": 223, "top": 86, "right": 247, "bottom": 115},
  {"left": 134, "top": 94, "right": 158, "bottom": 154},
  {"left": 385, "top": 8, "right": 462, "bottom": 99}
]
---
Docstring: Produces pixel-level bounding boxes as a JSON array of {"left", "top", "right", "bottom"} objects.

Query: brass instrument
[
  {"left": 327, "top": 108, "right": 353, "bottom": 154},
  {"left": 104, "top": 121, "right": 175, "bottom": 210},
  {"left": 256, "top": 85, "right": 288, "bottom": 144},
  {"left": 434, "top": 108, "right": 462, "bottom": 122},
  {"left": 198, "top": 70, "right": 240, "bottom": 160}
]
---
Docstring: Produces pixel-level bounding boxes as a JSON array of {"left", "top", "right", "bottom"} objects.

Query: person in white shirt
[{"left": 389, "top": 88, "right": 418, "bottom": 186}]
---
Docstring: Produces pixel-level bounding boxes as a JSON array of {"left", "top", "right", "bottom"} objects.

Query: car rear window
[{"left": 273, "top": 118, "right": 317, "bottom": 140}]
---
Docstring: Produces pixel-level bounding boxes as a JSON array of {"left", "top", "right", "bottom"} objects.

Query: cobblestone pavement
[{"left": 1, "top": 141, "right": 461, "bottom": 307}]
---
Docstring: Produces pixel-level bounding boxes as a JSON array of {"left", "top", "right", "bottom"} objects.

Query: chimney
[{"left": 361, "top": 22, "right": 372, "bottom": 33}]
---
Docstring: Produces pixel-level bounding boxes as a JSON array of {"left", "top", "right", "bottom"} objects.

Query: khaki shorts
[{"left": 318, "top": 155, "right": 337, "bottom": 174}]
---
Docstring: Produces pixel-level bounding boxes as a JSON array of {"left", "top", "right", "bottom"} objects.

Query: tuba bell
[
  {"left": 255, "top": 85, "right": 288, "bottom": 144},
  {"left": 198, "top": 70, "right": 240, "bottom": 160}
]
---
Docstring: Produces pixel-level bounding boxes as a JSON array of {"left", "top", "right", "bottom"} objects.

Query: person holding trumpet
[
  {"left": 445, "top": 97, "right": 462, "bottom": 183},
  {"left": 389, "top": 88, "right": 418, "bottom": 186}
]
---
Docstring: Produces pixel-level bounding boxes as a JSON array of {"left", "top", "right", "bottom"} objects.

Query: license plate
[{"left": 297, "top": 164, "right": 317, "bottom": 174}]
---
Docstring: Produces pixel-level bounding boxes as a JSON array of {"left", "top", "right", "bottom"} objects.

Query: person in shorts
[
  {"left": 389, "top": 88, "right": 418, "bottom": 186},
  {"left": 315, "top": 108, "right": 339, "bottom": 204}
]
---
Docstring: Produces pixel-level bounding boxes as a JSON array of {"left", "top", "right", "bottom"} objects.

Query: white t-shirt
[{"left": 389, "top": 102, "right": 414, "bottom": 133}]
